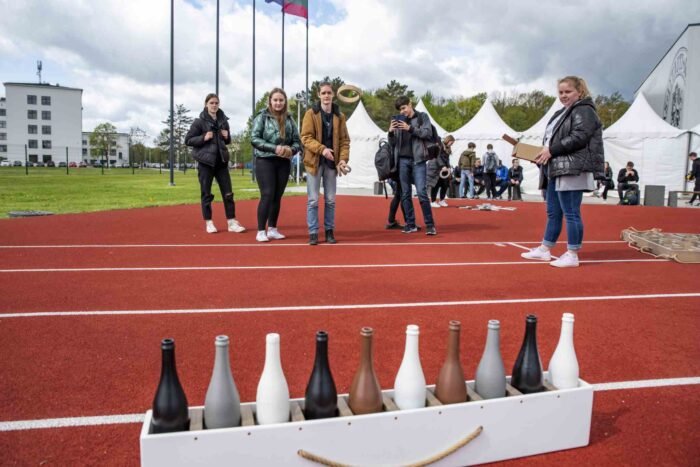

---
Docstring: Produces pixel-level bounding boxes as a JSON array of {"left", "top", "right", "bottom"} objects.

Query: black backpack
[
  {"left": 622, "top": 185, "right": 640, "bottom": 205},
  {"left": 374, "top": 139, "right": 395, "bottom": 181}
]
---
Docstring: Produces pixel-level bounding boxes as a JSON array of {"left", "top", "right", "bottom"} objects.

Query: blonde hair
[
  {"left": 267, "top": 87, "right": 289, "bottom": 139},
  {"left": 558, "top": 76, "right": 591, "bottom": 99}
]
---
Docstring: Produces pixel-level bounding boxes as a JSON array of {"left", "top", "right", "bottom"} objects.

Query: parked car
[
  {"left": 13, "top": 161, "right": 22, "bottom": 167},
  {"left": 75, "top": 162, "right": 83, "bottom": 168},
  {"left": 121, "top": 162, "right": 130, "bottom": 168},
  {"left": 35, "top": 162, "right": 45, "bottom": 167},
  {"left": 58, "top": 161, "right": 67, "bottom": 167},
  {"left": 46, "top": 161, "right": 55, "bottom": 167},
  {"left": 0, "top": 161, "right": 10, "bottom": 167}
]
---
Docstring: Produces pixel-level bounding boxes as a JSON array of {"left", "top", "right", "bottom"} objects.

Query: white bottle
[
  {"left": 547, "top": 313, "right": 580, "bottom": 389},
  {"left": 204, "top": 335, "right": 241, "bottom": 429},
  {"left": 393, "top": 325, "right": 426, "bottom": 410},
  {"left": 256, "top": 333, "right": 290, "bottom": 425}
]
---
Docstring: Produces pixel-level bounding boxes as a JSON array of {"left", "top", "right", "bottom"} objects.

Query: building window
[
  {"left": 42, "top": 140, "right": 52, "bottom": 149},
  {"left": 41, "top": 111, "right": 51, "bottom": 120},
  {"left": 29, "top": 154, "right": 38, "bottom": 163},
  {"left": 28, "top": 125, "right": 38, "bottom": 134},
  {"left": 110, "top": 149, "right": 116, "bottom": 156},
  {"left": 0, "top": 133, "right": 6, "bottom": 141},
  {"left": 0, "top": 145, "right": 7, "bottom": 153},
  {"left": 43, "top": 155, "right": 52, "bottom": 163},
  {"left": 0, "top": 109, "right": 6, "bottom": 116},
  {"left": 27, "top": 95, "right": 37, "bottom": 105},
  {"left": 28, "top": 139, "right": 38, "bottom": 148},
  {"left": 28, "top": 110, "right": 37, "bottom": 119},
  {"left": 82, "top": 139, "right": 87, "bottom": 146},
  {"left": 42, "top": 125, "right": 51, "bottom": 135},
  {"left": 41, "top": 96, "right": 51, "bottom": 105},
  {"left": 118, "top": 152, "right": 123, "bottom": 159},
  {"left": 0, "top": 121, "right": 5, "bottom": 129},
  {"left": 82, "top": 148, "right": 88, "bottom": 156}
]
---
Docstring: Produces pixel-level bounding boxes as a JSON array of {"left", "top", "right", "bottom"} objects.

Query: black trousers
[
  {"left": 430, "top": 178, "right": 449, "bottom": 202},
  {"left": 387, "top": 178, "right": 406, "bottom": 224},
  {"left": 484, "top": 172, "right": 497, "bottom": 198},
  {"left": 255, "top": 157, "right": 290, "bottom": 231},
  {"left": 508, "top": 183, "right": 522, "bottom": 200},
  {"left": 198, "top": 163, "right": 235, "bottom": 220},
  {"left": 618, "top": 182, "right": 636, "bottom": 200},
  {"left": 690, "top": 179, "right": 700, "bottom": 203}
]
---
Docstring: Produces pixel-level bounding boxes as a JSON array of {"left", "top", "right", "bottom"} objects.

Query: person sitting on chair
[
  {"left": 617, "top": 161, "right": 639, "bottom": 204},
  {"left": 508, "top": 159, "right": 524, "bottom": 201}
]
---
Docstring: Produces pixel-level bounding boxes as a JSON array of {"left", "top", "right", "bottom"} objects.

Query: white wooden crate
[{"left": 140, "top": 376, "right": 593, "bottom": 466}]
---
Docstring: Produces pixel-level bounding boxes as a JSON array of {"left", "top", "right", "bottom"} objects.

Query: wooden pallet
[{"left": 621, "top": 228, "right": 700, "bottom": 263}]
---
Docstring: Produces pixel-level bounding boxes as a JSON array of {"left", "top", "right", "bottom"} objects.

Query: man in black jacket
[
  {"left": 617, "top": 161, "right": 639, "bottom": 203},
  {"left": 688, "top": 152, "right": 700, "bottom": 205}
]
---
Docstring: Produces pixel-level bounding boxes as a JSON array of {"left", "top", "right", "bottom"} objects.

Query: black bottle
[
  {"left": 151, "top": 338, "right": 190, "bottom": 433},
  {"left": 304, "top": 331, "right": 338, "bottom": 419},
  {"left": 511, "top": 315, "right": 544, "bottom": 394}
]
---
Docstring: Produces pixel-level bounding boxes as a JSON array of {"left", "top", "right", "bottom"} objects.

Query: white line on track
[
  {"left": 508, "top": 242, "right": 559, "bottom": 260},
  {"left": 1, "top": 376, "right": 698, "bottom": 432},
  {"left": 2, "top": 292, "right": 698, "bottom": 318},
  {"left": 0, "top": 240, "right": 627, "bottom": 249},
  {"left": 0, "top": 258, "right": 666, "bottom": 273}
]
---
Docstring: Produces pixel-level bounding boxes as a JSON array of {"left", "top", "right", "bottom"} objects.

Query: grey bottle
[
  {"left": 204, "top": 335, "right": 241, "bottom": 429},
  {"left": 474, "top": 320, "right": 506, "bottom": 399}
]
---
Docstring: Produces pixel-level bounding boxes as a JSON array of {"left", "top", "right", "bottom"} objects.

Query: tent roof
[
  {"left": 346, "top": 100, "right": 385, "bottom": 139},
  {"left": 604, "top": 93, "right": 686, "bottom": 139},
  {"left": 520, "top": 101, "right": 564, "bottom": 139},
  {"left": 415, "top": 99, "right": 449, "bottom": 136},
  {"left": 453, "top": 98, "right": 517, "bottom": 139}
]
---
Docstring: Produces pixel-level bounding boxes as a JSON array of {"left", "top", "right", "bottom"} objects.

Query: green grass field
[{"left": 0, "top": 167, "right": 301, "bottom": 218}]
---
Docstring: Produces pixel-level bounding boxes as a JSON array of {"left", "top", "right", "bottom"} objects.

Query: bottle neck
[
  {"left": 404, "top": 333, "right": 419, "bottom": 359},
  {"left": 264, "top": 339, "right": 282, "bottom": 370},
  {"left": 447, "top": 329, "right": 460, "bottom": 360},
  {"left": 360, "top": 334, "right": 374, "bottom": 369},
  {"left": 314, "top": 339, "right": 329, "bottom": 367},
  {"left": 214, "top": 344, "right": 230, "bottom": 371},
  {"left": 486, "top": 326, "right": 500, "bottom": 349},
  {"left": 161, "top": 348, "right": 176, "bottom": 377},
  {"left": 558, "top": 320, "right": 574, "bottom": 346},
  {"left": 525, "top": 321, "right": 538, "bottom": 347}
]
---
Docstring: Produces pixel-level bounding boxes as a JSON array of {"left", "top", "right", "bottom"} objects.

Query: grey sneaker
[{"left": 426, "top": 226, "right": 437, "bottom": 236}]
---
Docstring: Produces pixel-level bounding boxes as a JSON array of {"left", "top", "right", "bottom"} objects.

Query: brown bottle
[
  {"left": 348, "top": 327, "right": 383, "bottom": 415},
  {"left": 434, "top": 321, "right": 467, "bottom": 404}
]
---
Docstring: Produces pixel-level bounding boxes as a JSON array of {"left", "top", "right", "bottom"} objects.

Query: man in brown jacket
[
  {"left": 459, "top": 142, "right": 477, "bottom": 198},
  {"left": 300, "top": 82, "right": 351, "bottom": 245}
]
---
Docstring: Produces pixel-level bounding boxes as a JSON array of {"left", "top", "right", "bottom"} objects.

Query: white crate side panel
[{"left": 141, "top": 381, "right": 593, "bottom": 467}]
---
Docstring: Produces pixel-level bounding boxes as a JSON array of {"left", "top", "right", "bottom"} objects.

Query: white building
[
  {"left": 1, "top": 82, "right": 84, "bottom": 164},
  {"left": 636, "top": 23, "right": 700, "bottom": 129},
  {"left": 0, "top": 97, "right": 6, "bottom": 158},
  {"left": 82, "top": 131, "right": 130, "bottom": 166}
]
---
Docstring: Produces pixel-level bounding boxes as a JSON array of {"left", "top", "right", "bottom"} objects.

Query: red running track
[{"left": 0, "top": 196, "right": 699, "bottom": 466}]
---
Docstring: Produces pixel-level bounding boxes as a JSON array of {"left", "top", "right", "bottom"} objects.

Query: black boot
[
  {"left": 309, "top": 233, "right": 318, "bottom": 246},
  {"left": 325, "top": 229, "right": 337, "bottom": 244}
]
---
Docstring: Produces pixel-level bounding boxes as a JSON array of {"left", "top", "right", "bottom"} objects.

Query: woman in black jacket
[
  {"left": 185, "top": 93, "right": 246, "bottom": 234},
  {"left": 521, "top": 76, "right": 604, "bottom": 268},
  {"left": 594, "top": 161, "right": 614, "bottom": 201},
  {"left": 427, "top": 135, "right": 454, "bottom": 207}
]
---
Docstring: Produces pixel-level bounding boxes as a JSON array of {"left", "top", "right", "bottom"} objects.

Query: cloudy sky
[{"left": 1, "top": 0, "right": 698, "bottom": 140}]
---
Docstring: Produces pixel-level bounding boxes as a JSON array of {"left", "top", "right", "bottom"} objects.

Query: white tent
[
  {"left": 337, "top": 100, "right": 385, "bottom": 188},
  {"left": 415, "top": 99, "right": 450, "bottom": 137},
  {"left": 603, "top": 93, "right": 689, "bottom": 194}
]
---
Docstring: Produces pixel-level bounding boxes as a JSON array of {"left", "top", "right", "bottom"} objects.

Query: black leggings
[
  {"left": 430, "top": 178, "right": 449, "bottom": 202},
  {"left": 255, "top": 157, "right": 290, "bottom": 231},
  {"left": 198, "top": 163, "right": 235, "bottom": 220}
]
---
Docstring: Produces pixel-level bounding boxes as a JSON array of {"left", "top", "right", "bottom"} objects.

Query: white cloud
[{"left": 1, "top": 0, "right": 698, "bottom": 138}]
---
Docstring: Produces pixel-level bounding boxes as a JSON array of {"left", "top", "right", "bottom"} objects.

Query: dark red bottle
[
  {"left": 151, "top": 338, "right": 190, "bottom": 433},
  {"left": 511, "top": 315, "right": 544, "bottom": 394},
  {"left": 304, "top": 331, "right": 338, "bottom": 419}
]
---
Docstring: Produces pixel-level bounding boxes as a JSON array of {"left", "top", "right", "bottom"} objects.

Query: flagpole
[
  {"left": 281, "top": 10, "right": 285, "bottom": 88},
  {"left": 252, "top": 0, "right": 257, "bottom": 182},
  {"left": 169, "top": 0, "right": 175, "bottom": 186},
  {"left": 305, "top": 13, "right": 309, "bottom": 107},
  {"left": 216, "top": 0, "right": 220, "bottom": 95}
]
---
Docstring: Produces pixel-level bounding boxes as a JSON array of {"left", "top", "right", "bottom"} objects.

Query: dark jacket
[
  {"left": 427, "top": 143, "right": 450, "bottom": 188},
  {"left": 599, "top": 166, "right": 614, "bottom": 188},
  {"left": 690, "top": 158, "right": 700, "bottom": 180},
  {"left": 185, "top": 109, "right": 232, "bottom": 167},
  {"left": 251, "top": 108, "right": 302, "bottom": 158},
  {"left": 459, "top": 150, "right": 476, "bottom": 171},
  {"left": 388, "top": 111, "right": 433, "bottom": 165},
  {"left": 617, "top": 167, "right": 639, "bottom": 184},
  {"left": 300, "top": 102, "right": 350, "bottom": 176},
  {"left": 541, "top": 97, "right": 604, "bottom": 185},
  {"left": 508, "top": 166, "right": 523, "bottom": 183}
]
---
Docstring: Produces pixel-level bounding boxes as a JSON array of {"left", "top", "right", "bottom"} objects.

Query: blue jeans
[
  {"left": 399, "top": 158, "right": 434, "bottom": 228},
  {"left": 460, "top": 169, "right": 474, "bottom": 197},
  {"left": 543, "top": 179, "right": 584, "bottom": 250},
  {"left": 306, "top": 163, "right": 336, "bottom": 233}
]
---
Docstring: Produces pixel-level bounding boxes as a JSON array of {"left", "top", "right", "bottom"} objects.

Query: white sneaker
[
  {"left": 521, "top": 246, "right": 551, "bottom": 261},
  {"left": 267, "top": 227, "right": 286, "bottom": 240},
  {"left": 438, "top": 200, "right": 448, "bottom": 207},
  {"left": 256, "top": 230, "right": 270, "bottom": 242},
  {"left": 430, "top": 202, "right": 441, "bottom": 208},
  {"left": 227, "top": 219, "right": 246, "bottom": 233},
  {"left": 550, "top": 251, "right": 579, "bottom": 268},
  {"left": 205, "top": 220, "right": 218, "bottom": 234}
]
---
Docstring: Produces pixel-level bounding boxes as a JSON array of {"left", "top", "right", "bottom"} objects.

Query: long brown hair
[{"left": 268, "top": 87, "right": 288, "bottom": 139}]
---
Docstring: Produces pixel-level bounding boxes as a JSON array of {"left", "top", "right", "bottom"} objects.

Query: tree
[
  {"left": 89, "top": 122, "right": 118, "bottom": 167},
  {"left": 129, "top": 127, "right": 147, "bottom": 167},
  {"left": 161, "top": 104, "right": 194, "bottom": 170},
  {"left": 595, "top": 92, "right": 630, "bottom": 129}
]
